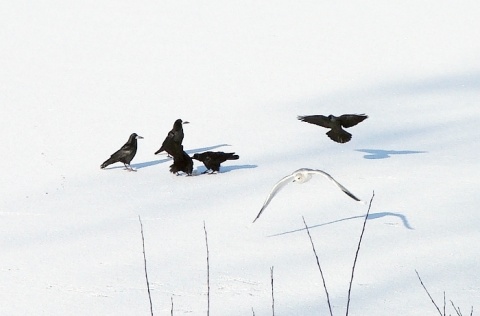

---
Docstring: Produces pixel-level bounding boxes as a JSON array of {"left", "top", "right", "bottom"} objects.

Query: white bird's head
[{"left": 292, "top": 171, "right": 311, "bottom": 184}]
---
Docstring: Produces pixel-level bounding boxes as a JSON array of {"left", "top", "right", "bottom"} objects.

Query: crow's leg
[{"left": 124, "top": 163, "right": 137, "bottom": 172}]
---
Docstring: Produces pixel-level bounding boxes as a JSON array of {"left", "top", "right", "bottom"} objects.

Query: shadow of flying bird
[
  {"left": 298, "top": 114, "right": 368, "bottom": 143},
  {"left": 356, "top": 149, "right": 426, "bottom": 159},
  {"left": 154, "top": 119, "right": 189, "bottom": 157},
  {"left": 101, "top": 133, "right": 143, "bottom": 171},
  {"left": 253, "top": 168, "right": 364, "bottom": 223},
  {"left": 268, "top": 211, "right": 413, "bottom": 237},
  {"left": 192, "top": 151, "right": 239, "bottom": 174}
]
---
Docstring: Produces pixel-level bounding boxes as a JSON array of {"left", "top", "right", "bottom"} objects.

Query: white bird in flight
[{"left": 253, "top": 168, "right": 364, "bottom": 223}]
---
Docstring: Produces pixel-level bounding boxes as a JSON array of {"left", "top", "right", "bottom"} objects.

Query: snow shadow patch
[
  {"left": 356, "top": 149, "right": 427, "bottom": 159},
  {"left": 269, "top": 211, "right": 413, "bottom": 237},
  {"left": 195, "top": 164, "right": 257, "bottom": 174},
  {"left": 128, "top": 144, "right": 233, "bottom": 170},
  {"left": 185, "top": 144, "right": 231, "bottom": 155},
  {"left": 132, "top": 158, "right": 171, "bottom": 169}
]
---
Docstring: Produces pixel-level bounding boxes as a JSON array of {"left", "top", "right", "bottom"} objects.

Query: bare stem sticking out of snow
[
  {"left": 346, "top": 191, "right": 375, "bottom": 316},
  {"left": 302, "top": 191, "right": 374, "bottom": 316},
  {"left": 204, "top": 221, "right": 210, "bottom": 316},
  {"left": 416, "top": 270, "right": 474, "bottom": 316},
  {"left": 270, "top": 266, "right": 275, "bottom": 316},
  {"left": 302, "top": 216, "right": 334, "bottom": 316},
  {"left": 416, "top": 269, "right": 445, "bottom": 316},
  {"left": 138, "top": 215, "right": 154, "bottom": 316}
]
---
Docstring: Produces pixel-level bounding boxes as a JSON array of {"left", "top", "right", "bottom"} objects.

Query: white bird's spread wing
[
  {"left": 303, "top": 168, "right": 362, "bottom": 202},
  {"left": 252, "top": 173, "right": 296, "bottom": 223},
  {"left": 252, "top": 168, "right": 365, "bottom": 223}
]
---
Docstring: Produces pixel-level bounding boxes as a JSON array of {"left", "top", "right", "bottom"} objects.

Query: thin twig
[
  {"left": 451, "top": 300, "right": 463, "bottom": 316},
  {"left": 302, "top": 216, "right": 333, "bottom": 316},
  {"left": 252, "top": 307, "right": 255, "bottom": 316},
  {"left": 444, "top": 292, "right": 446, "bottom": 316},
  {"left": 138, "top": 216, "right": 154, "bottom": 316},
  {"left": 171, "top": 296, "right": 174, "bottom": 316},
  {"left": 204, "top": 221, "right": 210, "bottom": 316},
  {"left": 415, "top": 270, "right": 443, "bottom": 316},
  {"left": 270, "top": 266, "right": 275, "bottom": 316},
  {"left": 346, "top": 191, "right": 375, "bottom": 316}
]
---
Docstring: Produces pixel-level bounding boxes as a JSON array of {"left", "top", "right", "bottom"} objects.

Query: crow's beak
[
  {"left": 136, "top": 135, "right": 144, "bottom": 139},
  {"left": 183, "top": 121, "right": 190, "bottom": 124}
]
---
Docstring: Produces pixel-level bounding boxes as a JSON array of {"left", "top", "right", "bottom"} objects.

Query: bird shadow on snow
[
  {"left": 356, "top": 149, "right": 427, "bottom": 159},
  {"left": 124, "top": 144, "right": 233, "bottom": 170},
  {"left": 101, "top": 158, "right": 172, "bottom": 170},
  {"left": 185, "top": 143, "right": 232, "bottom": 155},
  {"left": 268, "top": 211, "right": 413, "bottom": 237},
  {"left": 195, "top": 164, "right": 258, "bottom": 174},
  {"left": 131, "top": 158, "right": 172, "bottom": 169}
]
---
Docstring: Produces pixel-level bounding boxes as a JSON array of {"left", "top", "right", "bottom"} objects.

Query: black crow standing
[
  {"left": 192, "top": 151, "right": 239, "bottom": 174},
  {"left": 297, "top": 114, "right": 368, "bottom": 143},
  {"left": 169, "top": 143, "right": 194, "bottom": 176},
  {"left": 154, "top": 119, "right": 189, "bottom": 157},
  {"left": 101, "top": 133, "right": 143, "bottom": 171}
]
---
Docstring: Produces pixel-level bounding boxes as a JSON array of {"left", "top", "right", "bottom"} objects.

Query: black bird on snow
[
  {"left": 169, "top": 144, "right": 194, "bottom": 176},
  {"left": 100, "top": 133, "right": 143, "bottom": 171},
  {"left": 154, "top": 119, "right": 189, "bottom": 157},
  {"left": 192, "top": 151, "right": 239, "bottom": 174},
  {"left": 297, "top": 114, "right": 368, "bottom": 143}
]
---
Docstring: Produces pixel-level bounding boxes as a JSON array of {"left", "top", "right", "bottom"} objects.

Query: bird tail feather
[
  {"left": 154, "top": 146, "right": 164, "bottom": 155},
  {"left": 101, "top": 158, "right": 115, "bottom": 169}
]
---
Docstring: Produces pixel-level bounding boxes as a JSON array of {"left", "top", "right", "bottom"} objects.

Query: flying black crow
[
  {"left": 101, "top": 133, "right": 143, "bottom": 171},
  {"left": 297, "top": 114, "right": 368, "bottom": 143},
  {"left": 169, "top": 144, "right": 193, "bottom": 176},
  {"left": 192, "top": 151, "right": 239, "bottom": 174},
  {"left": 154, "top": 119, "right": 189, "bottom": 156}
]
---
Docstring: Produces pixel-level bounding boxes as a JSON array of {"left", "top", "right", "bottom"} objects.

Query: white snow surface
[{"left": 1, "top": 1, "right": 479, "bottom": 315}]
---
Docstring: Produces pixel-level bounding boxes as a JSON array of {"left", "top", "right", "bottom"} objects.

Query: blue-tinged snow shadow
[
  {"left": 132, "top": 158, "right": 170, "bottom": 169},
  {"left": 185, "top": 144, "right": 231, "bottom": 155},
  {"left": 221, "top": 164, "right": 257, "bottom": 173},
  {"left": 195, "top": 164, "right": 257, "bottom": 174},
  {"left": 128, "top": 144, "right": 232, "bottom": 170},
  {"left": 268, "top": 211, "right": 413, "bottom": 237},
  {"left": 356, "top": 149, "right": 427, "bottom": 159},
  {"left": 101, "top": 158, "right": 170, "bottom": 170}
]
